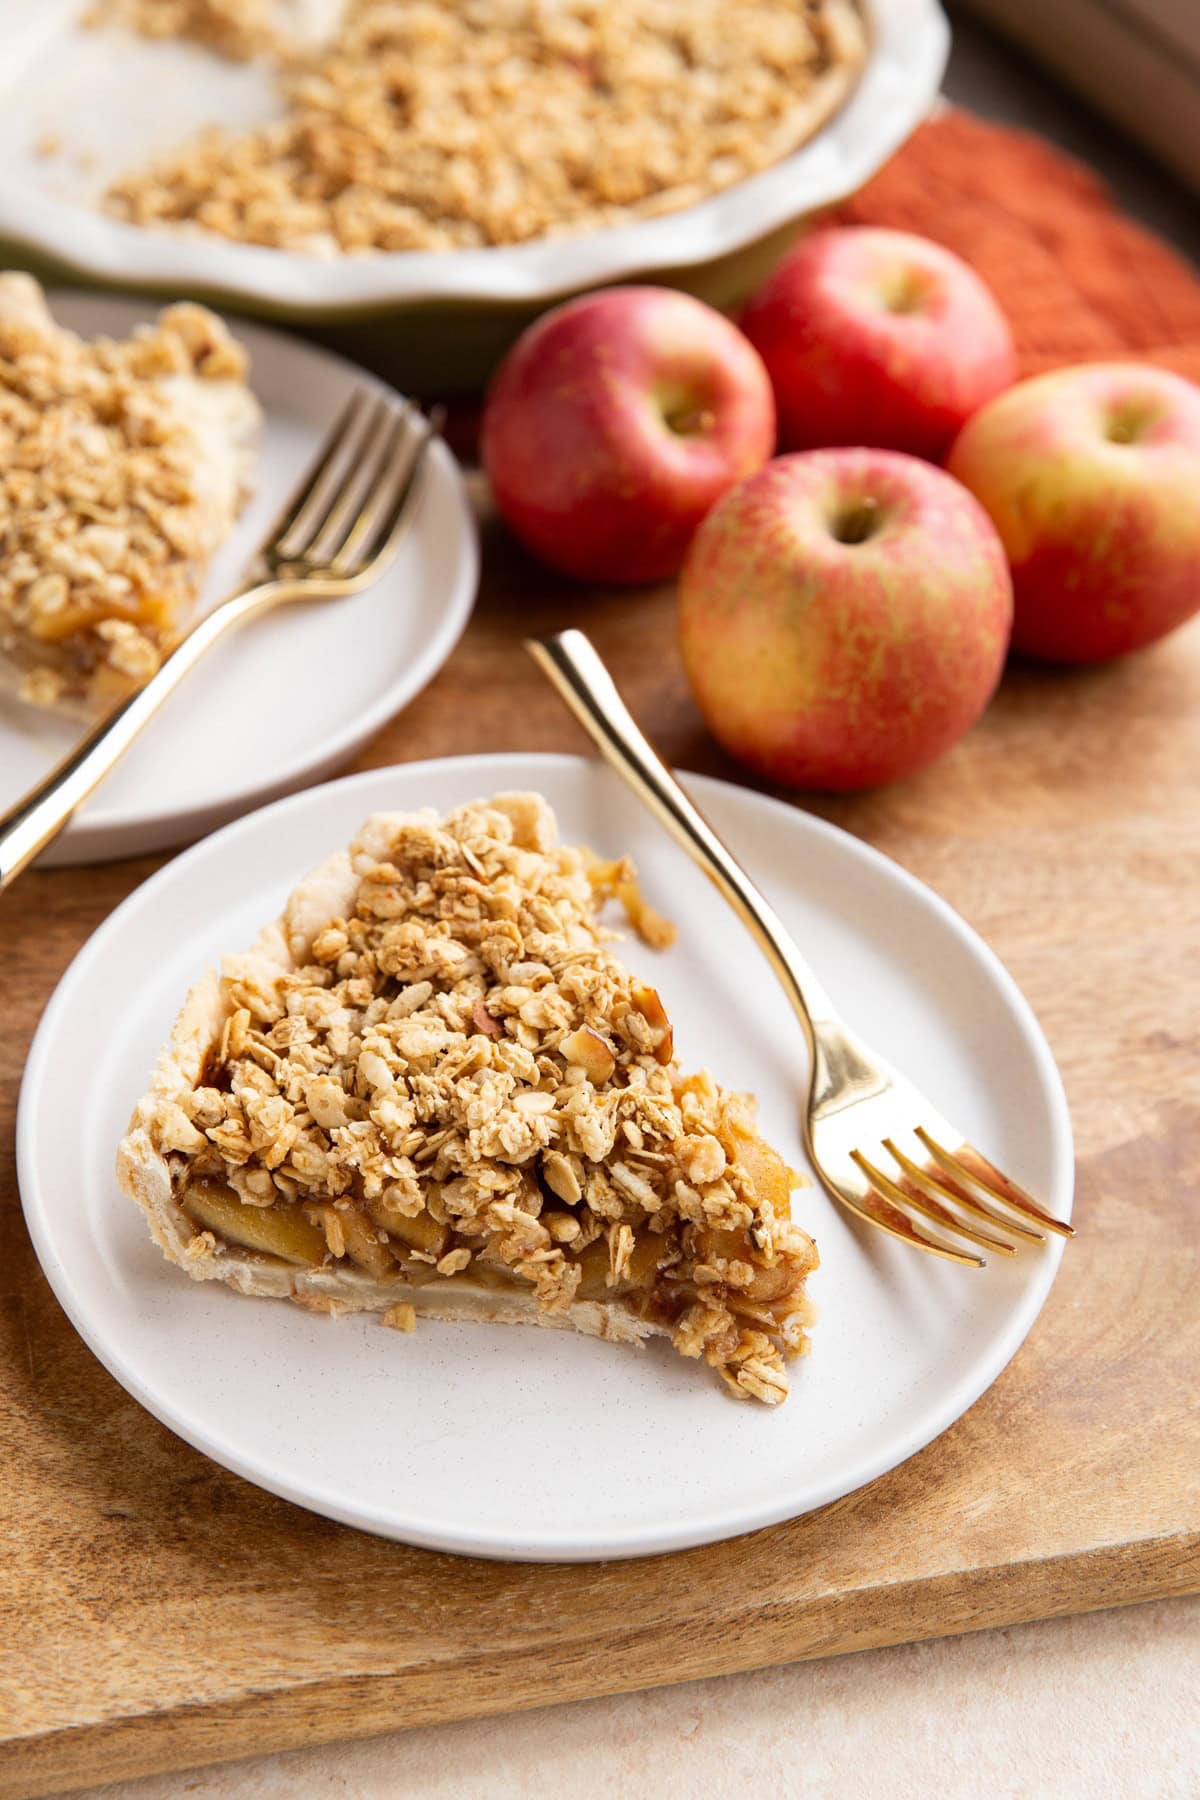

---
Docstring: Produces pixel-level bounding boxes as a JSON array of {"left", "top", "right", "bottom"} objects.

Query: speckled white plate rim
[{"left": 18, "top": 752, "right": 1075, "bottom": 1561}]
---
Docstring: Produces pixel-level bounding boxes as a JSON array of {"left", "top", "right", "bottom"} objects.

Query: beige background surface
[{"left": 78, "top": 1596, "right": 1199, "bottom": 1799}]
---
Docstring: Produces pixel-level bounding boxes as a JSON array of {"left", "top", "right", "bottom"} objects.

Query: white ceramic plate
[
  {"left": 0, "top": 293, "right": 478, "bottom": 865},
  {"left": 0, "top": 0, "right": 948, "bottom": 314},
  {"left": 18, "top": 754, "right": 1074, "bottom": 1562}
]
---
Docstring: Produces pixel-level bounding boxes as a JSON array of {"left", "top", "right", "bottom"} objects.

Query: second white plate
[
  {"left": 18, "top": 754, "right": 1074, "bottom": 1561},
  {"left": 0, "top": 293, "right": 479, "bottom": 865}
]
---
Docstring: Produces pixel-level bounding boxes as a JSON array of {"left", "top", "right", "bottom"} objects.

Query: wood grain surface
[{"left": 2, "top": 487, "right": 1199, "bottom": 1799}]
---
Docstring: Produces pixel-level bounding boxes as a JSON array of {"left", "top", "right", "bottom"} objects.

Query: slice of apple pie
[
  {"left": 0, "top": 272, "right": 260, "bottom": 711},
  {"left": 117, "top": 794, "right": 818, "bottom": 1403}
]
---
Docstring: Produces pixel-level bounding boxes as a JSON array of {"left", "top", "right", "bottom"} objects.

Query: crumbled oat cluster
[
  {"left": 0, "top": 273, "right": 256, "bottom": 710},
  {"left": 158, "top": 795, "right": 818, "bottom": 1403},
  {"left": 103, "top": 0, "right": 865, "bottom": 254},
  {"left": 86, "top": 0, "right": 281, "bottom": 61}
]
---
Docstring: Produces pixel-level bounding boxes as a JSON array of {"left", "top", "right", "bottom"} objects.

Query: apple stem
[{"left": 663, "top": 403, "right": 715, "bottom": 437}]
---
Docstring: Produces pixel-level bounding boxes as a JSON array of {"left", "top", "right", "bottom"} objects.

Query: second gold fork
[{"left": 529, "top": 628, "right": 1074, "bottom": 1267}]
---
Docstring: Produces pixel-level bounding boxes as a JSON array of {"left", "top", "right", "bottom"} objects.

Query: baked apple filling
[{"left": 120, "top": 794, "right": 818, "bottom": 1403}]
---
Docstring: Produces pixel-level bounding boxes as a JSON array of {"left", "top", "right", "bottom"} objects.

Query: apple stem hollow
[
  {"left": 663, "top": 402, "right": 716, "bottom": 437},
  {"left": 828, "top": 496, "right": 883, "bottom": 545},
  {"left": 878, "top": 266, "right": 933, "bottom": 315},
  {"left": 1104, "top": 399, "right": 1159, "bottom": 445}
]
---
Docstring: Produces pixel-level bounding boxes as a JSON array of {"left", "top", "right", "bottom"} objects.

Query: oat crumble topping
[
  {"left": 86, "top": 0, "right": 282, "bottom": 61},
  {"left": 140, "top": 794, "right": 818, "bottom": 1403},
  {"left": 100, "top": 0, "right": 866, "bottom": 254},
  {"left": 0, "top": 273, "right": 258, "bottom": 710}
]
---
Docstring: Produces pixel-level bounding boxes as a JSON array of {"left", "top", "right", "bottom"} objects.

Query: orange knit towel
[{"left": 835, "top": 108, "right": 1200, "bottom": 382}]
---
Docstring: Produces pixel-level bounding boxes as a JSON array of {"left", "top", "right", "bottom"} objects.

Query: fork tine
[
  {"left": 915, "top": 1128, "right": 1075, "bottom": 1237},
  {"left": 266, "top": 388, "right": 375, "bottom": 558},
  {"left": 852, "top": 1150, "right": 1017, "bottom": 1257},
  {"left": 333, "top": 405, "right": 442, "bottom": 578},
  {"left": 289, "top": 394, "right": 396, "bottom": 561},
  {"left": 326, "top": 404, "right": 421, "bottom": 573},
  {"left": 884, "top": 1138, "right": 1045, "bottom": 1245},
  {"left": 303, "top": 396, "right": 407, "bottom": 565},
  {"left": 828, "top": 1168, "right": 985, "bottom": 1267}
]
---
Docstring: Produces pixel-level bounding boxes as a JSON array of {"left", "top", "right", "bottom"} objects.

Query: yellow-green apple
[
  {"left": 740, "top": 226, "right": 1015, "bottom": 460},
  {"left": 947, "top": 362, "right": 1200, "bottom": 662},
  {"left": 481, "top": 286, "right": 775, "bottom": 583},
  {"left": 678, "top": 449, "right": 1012, "bottom": 791}
]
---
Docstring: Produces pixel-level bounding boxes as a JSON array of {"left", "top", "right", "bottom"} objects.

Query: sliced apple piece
[
  {"left": 180, "top": 1178, "right": 327, "bottom": 1266},
  {"left": 574, "top": 1229, "right": 667, "bottom": 1299},
  {"left": 726, "top": 1124, "right": 794, "bottom": 1215},
  {"left": 573, "top": 1237, "right": 613, "bottom": 1300},
  {"left": 697, "top": 1224, "right": 794, "bottom": 1302},
  {"left": 315, "top": 1202, "right": 398, "bottom": 1278},
  {"left": 582, "top": 852, "right": 676, "bottom": 949},
  {"left": 366, "top": 1197, "right": 450, "bottom": 1261}
]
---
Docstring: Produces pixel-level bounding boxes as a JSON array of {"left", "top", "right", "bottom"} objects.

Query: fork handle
[
  {"left": 0, "top": 580, "right": 274, "bottom": 891},
  {"left": 527, "top": 629, "right": 839, "bottom": 1044}
]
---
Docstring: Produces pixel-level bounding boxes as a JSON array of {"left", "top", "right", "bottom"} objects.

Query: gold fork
[
  {"left": 0, "top": 391, "right": 441, "bottom": 893},
  {"left": 529, "top": 628, "right": 1074, "bottom": 1266}
]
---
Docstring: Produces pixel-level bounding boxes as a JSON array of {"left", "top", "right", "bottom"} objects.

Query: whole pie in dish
[
  {"left": 98, "top": 0, "right": 868, "bottom": 254},
  {"left": 0, "top": 273, "right": 260, "bottom": 711},
  {"left": 117, "top": 794, "right": 819, "bottom": 1404}
]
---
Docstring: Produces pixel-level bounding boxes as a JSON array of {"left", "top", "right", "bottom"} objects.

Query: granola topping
[
  {"left": 100, "top": 0, "right": 866, "bottom": 254},
  {"left": 86, "top": 0, "right": 282, "bottom": 61},
  {"left": 154, "top": 795, "right": 819, "bottom": 1403}
]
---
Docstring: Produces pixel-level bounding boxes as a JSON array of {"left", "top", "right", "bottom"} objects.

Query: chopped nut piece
[
  {"left": 631, "top": 984, "right": 674, "bottom": 1066},
  {"left": 382, "top": 1303, "right": 417, "bottom": 1333},
  {"left": 544, "top": 1212, "right": 582, "bottom": 1245},
  {"left": 561, "top": 1027, "right": 617, "bottom": 1085},
  {"left": 542, "top": 1151, "right": 582, "bottom": 1207},
  {"left": 471, "top": 999, "right": 502, "bottom": 1038}
]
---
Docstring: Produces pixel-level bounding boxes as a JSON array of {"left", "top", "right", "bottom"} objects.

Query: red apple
[
  {"left": 946, "top": 362, "right": 1200, "bottom": 662},
  {"left": 740, "top": 226, "right": 1016, "bottom": 460},
  {"left": 678, "top": 449, "right": 1012, "bottom": 791},
  {"left": 481, "top": 286, "right": 776, "bottom": 583}
]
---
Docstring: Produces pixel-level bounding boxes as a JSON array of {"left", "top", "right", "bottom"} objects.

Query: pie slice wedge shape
[
  {"left": 117, "top": 794, "right": 819, "bottom": 1403},
  {"left": 0, "top": 272, "right": 260, "bottom": 712}
]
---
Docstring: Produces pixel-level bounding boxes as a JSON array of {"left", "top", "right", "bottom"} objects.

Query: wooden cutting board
[
  {"left": 2, "top": 495, "right": 1198, "bottom": 1798},
  {"left": 4, "top": 109, "right": 1200, "bottom": 1800}
]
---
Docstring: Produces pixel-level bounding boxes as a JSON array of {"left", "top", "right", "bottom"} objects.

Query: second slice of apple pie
[
  {"left": 117, "top": 793, "right": 818, "bottom": 1403},
  {"left": 0, "top": 273, "right": 260, "bottom": 711}
]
